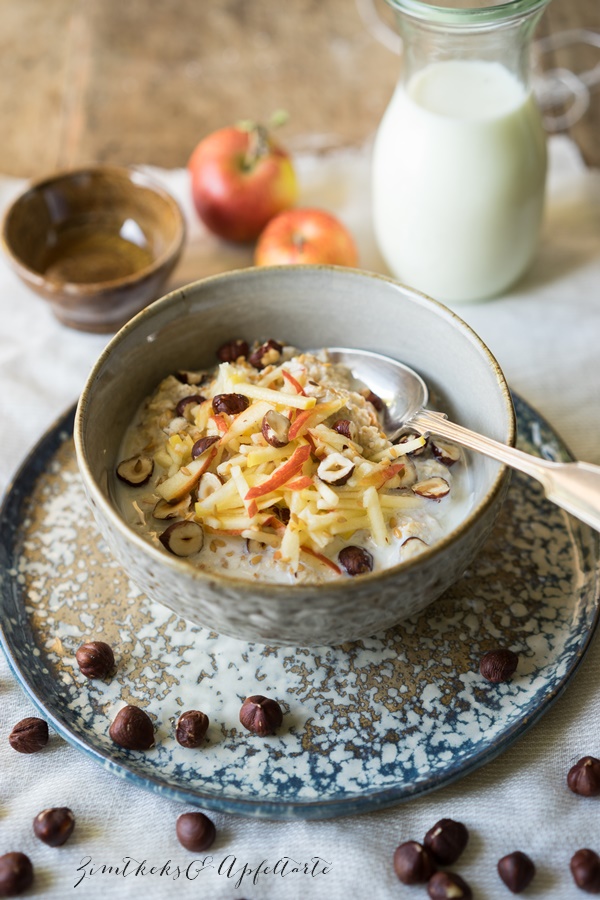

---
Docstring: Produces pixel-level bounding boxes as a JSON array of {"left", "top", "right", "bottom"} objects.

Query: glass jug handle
[{"left": 533, "top": 29, "right": 600, "bottom": 131}]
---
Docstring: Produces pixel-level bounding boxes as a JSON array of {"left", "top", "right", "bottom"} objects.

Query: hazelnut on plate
[
  {"left": 479, "top": 648, "right": 519, "bottom": 683},
  {"left": 176, "top": 710, "right": 209, "bottom": 748},
  {"left": 75, "top": 640, "right": 115, "bottom": 679},
  {"left": 239, "top": 695, "right": 283, "bottom": 736},
  {"left": 109, "top": 705, "right": 155, "bottom": 751}
]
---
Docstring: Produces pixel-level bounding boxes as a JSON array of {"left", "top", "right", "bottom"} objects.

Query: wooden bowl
[{"left": 1, "top": 165, "right": 186, "bottom": 332}]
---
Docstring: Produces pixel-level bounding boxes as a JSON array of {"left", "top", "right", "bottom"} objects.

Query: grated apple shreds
[{"left": 155, "top": 354, "right": 428, "bottom": 574}]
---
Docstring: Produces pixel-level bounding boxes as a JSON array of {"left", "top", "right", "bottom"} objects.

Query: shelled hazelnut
[
  {"left": 567, "top": 757, "right": 600, "bottom": 797},
  {"left": 393, "top": 841, "right": 436, "bottom": 884},
  {"left": 159, "top": 520, "right": 204, "bottom": 557},
  {"left": 33, "top": 807, "right": 75, "bottom": 847},
  {"left": 212, "top": 393, "right": 250, "bottom": 415},
  {"left": 248, "top": 339, "right": 282, "bottom": 370},
  {"left": 239, "top": 695, "right": 283, "bottom": 736},
  {"left": 175, "top": 394, "right": 205, "bottom": 418},
  {"left": 338, "top": 545, "right": 373, "bottom": 576},
  {"left": 8, "top": 717, "right": 49, "bottom": 754},
  {"left": 0, "top": 852, "right": 34, "bottom": 896},
  {"left": 116, "top": 455, "right": 153, "bottom": 486},
  {"left": 176, "top": 812, "right": 216, "bottom": 852},
  {"left": 176, "top": 711, "right": 209, "bottom": 748},
  {"left": 191, "top": 435, "right": 220, "bottom": 459},
  {"left": 570, "top": 849, "right": 600, "bottom": 893},
  {"left": 479, "top": 648, "right": 519, "bottom": 683},
  {"left": 262, "top": 410, "right": 291, "bottom": 448},
  {"left": 109, "top": 705, "right": 155, "bottom": 750},
  {"left": 75, "top": 640, "right": 115, "bottom": 679},
  {"left": 427, "top": 871, "right": 472, "bottom": 899},
  {"left": 424, "top": 818, "right": 469, "bottom": 865},
  {"left": 217, "top": 339, "right": 249, "bottom": 363},
  {"left": 497, "top": 851, "right": 536, "bottom": 894}
]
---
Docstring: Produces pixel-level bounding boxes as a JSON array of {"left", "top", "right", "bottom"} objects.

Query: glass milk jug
[{"left": 371, "top": 0, "right": 551, "bottom": 303}]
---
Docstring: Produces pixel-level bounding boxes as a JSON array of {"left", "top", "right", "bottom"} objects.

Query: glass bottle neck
[{"left": 394, "top": 4, "right": 548, "bottom": 91}]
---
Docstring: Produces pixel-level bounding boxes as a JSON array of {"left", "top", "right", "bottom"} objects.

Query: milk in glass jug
[{"left": 371, "top": 0, "right": 551, "bottom": 303}]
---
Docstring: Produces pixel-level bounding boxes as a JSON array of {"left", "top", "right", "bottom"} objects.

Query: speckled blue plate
[{"left": 0, "top": 395, "right": 598, "bottom": 820}]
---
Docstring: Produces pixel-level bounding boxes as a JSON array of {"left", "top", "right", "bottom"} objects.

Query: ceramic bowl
[
  {"left": 74, "top": 266, "right": 515, "bottom": 646},
  {"left": 1, "top": 165, "right": 185, "bottom": 333}
]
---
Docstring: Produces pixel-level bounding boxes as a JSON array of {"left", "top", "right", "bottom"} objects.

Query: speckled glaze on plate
[{"left": 0, "top": 395, "right": 598, "bottom": 820}]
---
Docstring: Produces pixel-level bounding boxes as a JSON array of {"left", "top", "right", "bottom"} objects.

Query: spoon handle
[{"left": 412, "top": 410, "right": 600, "bottom": 533}]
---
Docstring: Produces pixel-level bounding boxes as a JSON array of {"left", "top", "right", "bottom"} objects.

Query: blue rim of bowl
[
  {"left": 73, "top": 265, "right": 516, "bottom": 602},
  {"left": 1, "top": 396, "right": 598, "bottom": 820}
]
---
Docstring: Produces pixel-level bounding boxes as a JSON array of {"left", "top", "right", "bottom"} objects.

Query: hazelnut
[
  {"left": 159, "top": 520, "right": 204, "bottom": 557},
  {"left": 332, "top": 418, "right": 357, "bottom": 442},
  {"left": 424, "top": 818, "right": 469, "bottom": 865},
  {"left": 176, "top": 812, "right": 216, "bottom": 852},
  {"left": 0, "top": 852, "right": 34, "bottom": 896},
  {"left": 401, "top": 536, "right": 429, "bottom": 560},
  {"left": 33, "top": 807, "right": 75, "bottom": 847},
  {"left": 427, "top": 871, "right": 472, "bottom": 900},
  {"left": 497, "top": 851, "right": 536, "bottom": 894},
  {"left": 393, "top": 841, "right": 436, "bottom": 884},
  {"left": 176, "top": 710, "right": 209, "bottom": 748},
  {"left": 212, "top": 393, "right": 250, "bottom": 415},
  {"left": 248, "top": 339, "right": 283, "bottom": 370},
  {"left": 363, "top": 389, "right": 384, "bottom": 411},
  {"left": 567, "top": 756, "right": 600, "bottom": 797},
  {"left": 8, "top": 717, "right": 49, "bottom": 754},
  {"left": 273, "top": 505, "right": 290, "bottom": 525},
  {"left": 395, "top": 430, "right": 427, "bottom": 456},
  {"left": 246, "top": 537, "right": 266, "bottom": 554},
  {"left": 191, "top": 435, "right": 220, "bottom": 459},
  {"left": 239, "top": 695, "right": 283, "bottom": 736},
  {"left": 317, "top": 452, "right": 355, "bottom": 486},
  {"left": 175, "top": 394, "right": 205, "bottom": 418},
  {"left": 430, "top": 438, "right": 461, "bottom": 466},
  {"left": 262, "top": 410, "right": 291, "bottom": 447},
  {"left": 116, "top": 454, "right": 154, "bottom": 486},
  {"left": 217, "top": 339, "right": 249, "bottom": 363},
  {"left": 75, "top": 640, "right": 115, "bottom": 679},
  {"left": 570, "top": 849, "right": 600, "bottom": 893},
  {"left": 174, "top": 370, "right": 204, "bottom": 385},
  {"left": 479, "top": 648, "right": 519, "bottom": 683},
  {"left": 197, "top": 472, "right": 223, "bottom": 503},
  {"left": 338, "top": 545, "right": 373, "bottom": 576},
  {"left": 412, "top": 477, "right": 450, "bottom": 500},
  {"left": 153, "top": 495, "right": 192, "bottom": 520},
  {"left": 109, "top": 705, "right": 155, "bottom": 750}
]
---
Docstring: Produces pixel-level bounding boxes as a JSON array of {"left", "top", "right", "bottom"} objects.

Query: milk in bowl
[{"left": 372, "top": 59, "right": 547, "bottom": 303}]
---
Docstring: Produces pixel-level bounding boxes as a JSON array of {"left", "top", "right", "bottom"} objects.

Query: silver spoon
[{"left": 322, "top": 347, "right": 600, "bottom": 534}]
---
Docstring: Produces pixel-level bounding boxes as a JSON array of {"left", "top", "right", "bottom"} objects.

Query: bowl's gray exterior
[{"left": 75, "top": 266, "right": 514, "bottom": 646}]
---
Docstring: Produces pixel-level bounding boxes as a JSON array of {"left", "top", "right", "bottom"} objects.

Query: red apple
[
  {"left": 188, "top": 124, "right": 298, "bottom": 243},
  {"left": 254, "top": 208, "right": 358, "bottom": 267}
]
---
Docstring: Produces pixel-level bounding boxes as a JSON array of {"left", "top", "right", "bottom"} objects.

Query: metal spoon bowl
[{"left": 322, "top": 347, "right": 600, "bottom": 534}]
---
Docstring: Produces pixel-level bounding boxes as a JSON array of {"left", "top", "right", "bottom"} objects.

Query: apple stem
[
  {"left": 242, "top": 124, "right": 270, "bottom": 172},
  {"left": 292, "top": 232, "right": 306, "bottom": 254}
]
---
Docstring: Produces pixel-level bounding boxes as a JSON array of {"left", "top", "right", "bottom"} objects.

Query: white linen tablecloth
[{"left": 0, "top": 135, "right": 599, "bottom": 898}]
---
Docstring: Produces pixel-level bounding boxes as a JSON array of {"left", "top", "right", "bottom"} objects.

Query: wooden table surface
[{"left": 0, "top": 0, "right": 598, "bottom": 179}]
